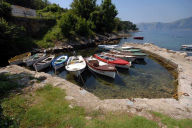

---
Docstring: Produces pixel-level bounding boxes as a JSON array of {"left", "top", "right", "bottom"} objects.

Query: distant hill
[{"left": 137, "top": 17, "right": 192, "bottom": 31}]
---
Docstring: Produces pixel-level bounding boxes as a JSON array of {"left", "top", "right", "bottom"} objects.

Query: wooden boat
[
  {"left": 85, "top": 56, "right": 116, "bottom": 78},
  {"left": 33, "top": 55, "right": 55, "bottom": 71},
  {"left": 65, "top": 56, "right": 86, "bottom": 77},
  {"left": 94, "top": 54, "right": 131, "bottom": 69},
  {"left": 115, "top": 47, "right": 141, "bottom": 53},
  {"left": 133, "top": 37, "right": 144, "bottom": 40},
  {"left": 98, "top": 45, "right": 119, "bottom": 50},
  {"left": 110, "top": 50, "right": 146, "bottom": 59},
  {"left": 52, "top": 55, "right": 68, "bottom": 70},
  {"left": 102, "top": 52, "right": 136, "bottom": 62},
  {"left": 23, "top": 53, "right": 46, "bottom": 66},
  {"left": 8, "top": 52, "right": 31, "bottom": 65},
  {"left": 181, "top": 45, "right": 192, "bottom": 50}
]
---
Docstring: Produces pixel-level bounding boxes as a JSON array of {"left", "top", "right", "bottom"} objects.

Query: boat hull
[
  {"left": 87, "top": 64, "right": 116, "bottom": 78},
  {"left": 53, "top": 63, "right": 65, "bottom": 70},
  {"left": 34, "top": 62, "right": 51, "bottom": 71},
  {"left": 115, "top": 63, "right": 131, "bottom": 69},
  {"left": 25, "top": 55, "right": 47, "bottom": 66}
]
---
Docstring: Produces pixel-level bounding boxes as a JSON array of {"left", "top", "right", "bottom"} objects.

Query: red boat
[
  {"left": 133, "top": 37, "right": 144, "bottom": 40},
  {"left": 93, "top": 54, "right": 131, "bottom": 69}
]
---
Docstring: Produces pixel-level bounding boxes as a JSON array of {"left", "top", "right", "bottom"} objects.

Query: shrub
[
  {"left": 59, "top": 12, "right": 94, "bottom": 38},
  {"left": 0, "top": 1, "right": 11, "bottom": 19},
  {"left": 0, "top": 18, "right": 26, "bottom": 40},
  {"left": 59, "top": 12, "right": 78, "bottom": 37}
]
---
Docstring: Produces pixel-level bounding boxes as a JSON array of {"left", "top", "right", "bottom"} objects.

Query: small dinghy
[
  {"left": 115, "top": 46, "right": 141, "bottom": 53},
  {"left": 133, "top": 37, "right": 144, "bottom": 40},
  {"left": 65, "top": 56, "right": 86, "bottom": 77},
  {"left": 94, "top": 54, "right": 131, "bottom": 69},
  {"left": 8, "top": 52, "right": 31, "bottom": 65},
  {"left": 85, "top": 56, "right": 116, "bottom": 78},
  {"left": 102, "top": 52, "right": 136, "bottom": 62},
  {"left": 98, "top": 45, "right": 119, "bottom": 50},
  {"left": 181, "top": 45, "right": 192, "bottom": 50},
  {"left": 52, "top": 55, "right": 68, "bottom": 70},
  {"left": 33, "top": 55, "right": 55, "bottom": 71},
  {"left": 23, "top": 53, "right": 46, "bottom": 66}
]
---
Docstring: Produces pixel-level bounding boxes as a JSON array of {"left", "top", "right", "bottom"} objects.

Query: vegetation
[
  {"left": 0, "top": 83, "right": 191, "bottom": 128},
  {"left": 5, "top": 0, "right": 49, "bottom": 10},
  {"left": 0, "top": 1, "right": 11, "bottom": 20},
  {"left": 152, "top": 112, "right": 192, "bottom": 128}
]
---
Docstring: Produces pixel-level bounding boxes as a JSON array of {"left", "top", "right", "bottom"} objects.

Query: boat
[
  {"left": 33, "top": 55, "right": 55, "bottom": 71},
  {"left": 181, "top": 45, "right": 192, "bottom": 50},
  {"left": 23, "top": 53, "right": 46, "bottom": 66},
  {"left": 94, "top": 54, "right": 131, "bottom": 69},
  {"left": 132, "top": 52, "right": 147, "bottom": 59},
  {"left": 115, "top": 47, "right": 141, "bottom": 53},
  {"left": 85, "top": 56, "right": 116, "bottom": 78},
  {"left": 65, "top": 56, "right": 86, "bottom": 77},
  {"left": 51, "top": 55, "right": 68, "bottom": 70},
  {"left": 133, "top": 37, "right": 144, "bottom": 40},
  {"left": 102, "top": 52, "right": 136, "bottom": 62},
  {"left": 98, "top": 45, "right": 119, "bottom": 50},
  {"left": 110, "top": 50, "right": 146, "bottom": 59},
  {"left": 8, "top": 52, "right": 31, "bottom": 65}
]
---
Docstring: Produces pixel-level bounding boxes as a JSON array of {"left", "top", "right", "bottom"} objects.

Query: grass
[
  {"left": 1, "top": 83, "right": 192, "bottom": 128},
  {"left": 152, "top": 112, "right": 192, "bottom": 128}
]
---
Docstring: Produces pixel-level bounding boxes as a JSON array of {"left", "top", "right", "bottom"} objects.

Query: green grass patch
[
  {"left": 152, "top": 111, "right": 192, "bottom": 128},
  {"left": 1, "top": 84, "right": 191, "bottom": 128}
]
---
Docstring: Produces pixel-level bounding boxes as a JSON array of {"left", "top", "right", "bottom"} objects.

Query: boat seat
[{"left": 89, "top": 60, "right": 99, "bottom": 67}]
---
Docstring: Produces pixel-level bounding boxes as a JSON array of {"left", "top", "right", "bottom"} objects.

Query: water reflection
[{"left": 45, "top": 48, "right": 175, "bottom": 99}]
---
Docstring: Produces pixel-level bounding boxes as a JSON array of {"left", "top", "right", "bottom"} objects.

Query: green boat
[
  {"left": 132, "top": 52, "right": 147, "bottom": 59},
  {"left": 123, "top": 48, "right": 141, "bottom": 52}
]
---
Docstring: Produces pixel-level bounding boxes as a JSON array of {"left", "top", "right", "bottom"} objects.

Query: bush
[
  {"left": 59, "top": 12, "right": 77, "bottom": 37},
  {"left": 0, "top": 1, "right": 11, "bottom": 19},
  {"left": 0, "top": 18, "right": 26, "bottom": 40},
  {"left": 59, "top": 12, "right": 94, "bottom": 38},
  {"left": 75, "top": 18, "right": 94, "bottom": 37}
]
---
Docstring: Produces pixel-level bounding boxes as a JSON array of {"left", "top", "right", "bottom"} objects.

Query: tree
[
  {"left": 101, "top": 0, "right": 118, "bottom": 32},
  {"left": 59, "top": 12, "right": 77, "bottom": 37},
  {"left": 0, "top": 2, "right": 11, "bottom": 20},
  {"left": 71, "top": 0, "right": 96, "bottom": 20}
]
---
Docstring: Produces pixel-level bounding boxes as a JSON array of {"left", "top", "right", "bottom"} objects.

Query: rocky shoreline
[
  {"left": 33, "top": 33, "right": 131, "bottom": 53},
  {"left": 1, "top": 43, "right": 192, "bottom": 119}
]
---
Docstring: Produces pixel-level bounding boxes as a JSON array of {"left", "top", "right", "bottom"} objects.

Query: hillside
[{"left": 137, "top": 17, "right": 192, "bottom": 31}]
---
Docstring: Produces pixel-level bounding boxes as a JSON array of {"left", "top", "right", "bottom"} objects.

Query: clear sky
[{"left": 49, "top": 0, "right": 192, "bottom": 24}]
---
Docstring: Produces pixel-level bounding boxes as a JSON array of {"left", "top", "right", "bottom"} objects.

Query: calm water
[
  {"left": 120, "top": 30, "right": 192, "bottom": 56},
  {"left": 46, "top": 47, "right": 176, "bottom": 99},
  {"left": 46, "top": 30, "right": 192, "bottom": 99}
]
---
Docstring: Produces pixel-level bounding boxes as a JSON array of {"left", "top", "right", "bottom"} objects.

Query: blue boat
[{"left": 52, "top": 55, "right": 68, "bottom": 70}]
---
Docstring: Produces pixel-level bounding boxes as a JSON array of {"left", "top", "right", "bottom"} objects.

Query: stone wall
[{"left": 11, "top": 5, "right": 36, "bottom": 17}]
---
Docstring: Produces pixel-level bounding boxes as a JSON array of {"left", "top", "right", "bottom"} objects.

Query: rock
[
  {"left": 85, "top": 116, "right": 92, "bottom": 120},
  {"left": 65, "top": 96, "right": 74, "bottom": 101},
  {"left": 69, "top": 104, "right": 74, "bottom": 109}
]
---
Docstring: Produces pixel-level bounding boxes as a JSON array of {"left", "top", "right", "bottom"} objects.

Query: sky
[{"left": 49, "top": 0, "right": 192, "bottom": 24}]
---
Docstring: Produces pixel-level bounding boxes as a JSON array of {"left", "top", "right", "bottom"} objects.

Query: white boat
[
  {"left": 23, "top": 53, "right": 46, "bottom": 66},
  {"left": 65, "top": 56, "right": 86, "bottom": 77},
  {"left": 181, "top": 45, "right": 192, "bottom": 50},
  {"left": 51, "top": 55, "right": 68, "bottom": 70},
  {"left": 98, "top": 45, "right": 119, "bottom": 50},
  {"left": 33, "top": 55, "right": 55, "bottom": 71},
  {"left": 85, "top": 56, "right": 116, "bottom": 78}
]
